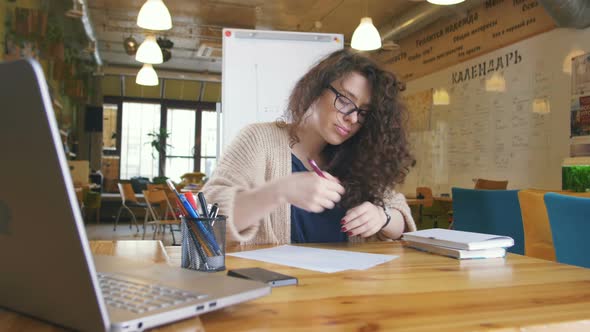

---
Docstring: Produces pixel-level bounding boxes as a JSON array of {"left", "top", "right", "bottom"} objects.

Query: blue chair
[
  {"left": 451, "top": 188, "right": 524, "bottom": 255},
  {"left": 544, "top": 193, "right": 590, "bottom": 268}
]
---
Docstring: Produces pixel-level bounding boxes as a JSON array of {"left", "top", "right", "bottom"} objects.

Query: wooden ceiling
[{"left": 87, "top": 0, "right": 435, "bottom": 73}]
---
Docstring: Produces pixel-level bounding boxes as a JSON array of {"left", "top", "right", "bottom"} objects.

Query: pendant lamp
[
  {"left": 136, "top": 64, "right": 159, "bottom": 86},
  {"left": 136, "top": 35, "right": 163, "bottom": 64},
  {"left": 351, "top": 17, "right": 382, "bottom": 51},
  {"left": 137, "top": 0, "right": 172, "bottom": 31}
]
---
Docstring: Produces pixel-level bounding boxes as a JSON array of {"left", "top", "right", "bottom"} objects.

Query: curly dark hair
[{"left": 282, "top": 49, "right": 414, "bottom": 209}]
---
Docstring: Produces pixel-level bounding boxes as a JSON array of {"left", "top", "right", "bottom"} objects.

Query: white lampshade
[
  {"left": 427, "top": 0, "right": 465, "bottom": 5},
  {"left": 136, "top": 64, "right": 159, "bottom": 86},
  {"left": 351, "top": 17, "right": 382, "bottom": 51},
  {"left": 137, "top": 0, "right": 172, "bottom": 31},
  {"left": 135, "top": 35, "right": 163, "bottom": 64}
]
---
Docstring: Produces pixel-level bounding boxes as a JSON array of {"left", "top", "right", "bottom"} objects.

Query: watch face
[{"left": 0, "top": 201, "right": 11, "bottom": 235}]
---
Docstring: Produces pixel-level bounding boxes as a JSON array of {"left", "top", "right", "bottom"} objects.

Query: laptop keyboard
[{"left": 98, "top": 273, "right": 207, "bottom": 314}]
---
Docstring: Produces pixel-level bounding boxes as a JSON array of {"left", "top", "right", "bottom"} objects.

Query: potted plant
[{"left": 147, "top": 128, "right": 173, "bottom": 179}]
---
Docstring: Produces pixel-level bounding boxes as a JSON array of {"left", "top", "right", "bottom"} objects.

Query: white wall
[{"left": 398, "top": 27, "right": 590, "bottom": 196}]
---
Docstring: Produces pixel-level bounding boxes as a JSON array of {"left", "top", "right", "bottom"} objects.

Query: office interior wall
[{"left": 398, "top": 27, "right": 590, "bottom": 196}]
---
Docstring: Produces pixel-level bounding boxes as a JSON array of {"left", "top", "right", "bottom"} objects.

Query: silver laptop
[{"left": 0, "top": 59, "right": 270, "bottom": 332}]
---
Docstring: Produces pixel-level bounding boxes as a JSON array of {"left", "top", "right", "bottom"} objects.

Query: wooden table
[
  {"left": 168, "top": 242, "right": 590, "bottom": 332},
  {"left": 3, "top": 241, "right": 590, "bottom": 331}
]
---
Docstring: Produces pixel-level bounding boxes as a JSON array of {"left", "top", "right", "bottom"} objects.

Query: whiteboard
[
  {"left": 398, "top": 27, "right": 590, "bottom": 196},
  {"left": 221, "top": 29, "right": 343, "bottom": 148}
]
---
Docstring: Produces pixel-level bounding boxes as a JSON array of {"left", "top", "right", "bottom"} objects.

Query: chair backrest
[
  {"left": 452, "top": 188, "right": 524, "bottom": 254},
  {"left": 416, "top": 187, "right": 434, "bottom": 208},
  {"left": 474, "top": 178, "right": 509, "bottom": 190},
  {"left": 147, "top": 183, "right": 167, "bottom": 191},
  {"left": 143, "top": 189, "right": 176, "bottom": 221},
  {"left": 544, "top": 193, "right": 590, "bottom": 268},
  {"left": 518, "top": 189, "right": 590, "bottom": 261},
  {"left": 118, "top": 182, "right": 138, "bottom": 204},
  {"left": 518, "top": 189, "right": 556, "bottom": 261}
]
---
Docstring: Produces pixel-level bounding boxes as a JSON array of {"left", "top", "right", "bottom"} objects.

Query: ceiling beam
[{"left": 102, "top": 66, "right": 221, "bottom": 83}]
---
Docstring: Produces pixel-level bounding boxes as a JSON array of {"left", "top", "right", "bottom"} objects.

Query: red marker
[
  {"left": 183, "top": 192, "right": 198, "bottom": 211},
  {"left": 308, "top": 159, "right": 326, "bottom": 178}
]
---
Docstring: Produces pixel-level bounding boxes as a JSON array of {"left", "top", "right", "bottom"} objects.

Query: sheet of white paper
[{"left": 227, "top": 245, "right": 398, "bottom": 273}]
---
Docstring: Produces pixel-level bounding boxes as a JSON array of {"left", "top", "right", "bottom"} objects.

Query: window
[
  {"left": 200, "top": 110, "right": 219, "bottom": 177},
  {"left": 113, "top": 97, "right": 220, "bottom": 182},
  {"left": 120, "top": 102, "right": 160, "bottom": 180},
  {"left": 165, "top": 108, "right": 196, "bottom": 182},
  {"left": 102, "top": 104, "right": 118, "bottom": 153}
]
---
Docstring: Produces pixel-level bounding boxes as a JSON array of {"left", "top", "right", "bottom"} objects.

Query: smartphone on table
[{"left": 227, "top": 267, "right": 298, "bottom": 287}]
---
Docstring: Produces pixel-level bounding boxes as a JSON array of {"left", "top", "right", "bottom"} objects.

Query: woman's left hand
[{"left": 341, "top": 201, "right": 386, "bottom": 238}]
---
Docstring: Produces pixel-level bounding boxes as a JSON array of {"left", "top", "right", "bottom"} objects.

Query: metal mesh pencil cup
[{"left": 181, "top": 216, "right": 226, "bottom": 272}]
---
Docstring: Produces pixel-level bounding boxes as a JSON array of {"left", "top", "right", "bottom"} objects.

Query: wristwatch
[{"left": 380, "top": 206, "right": 392, "bottom": 231}]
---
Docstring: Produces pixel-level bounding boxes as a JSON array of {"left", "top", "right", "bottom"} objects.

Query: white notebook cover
[{"left": 402, "top": 228, "right": 514, "bottom": 250}]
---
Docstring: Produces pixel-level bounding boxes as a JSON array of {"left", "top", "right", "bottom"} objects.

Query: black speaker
[{"left": 85, "top": 106, "right": 103, "bottom": 132}]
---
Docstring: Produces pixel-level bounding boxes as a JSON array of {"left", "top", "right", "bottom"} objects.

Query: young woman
[{"left": 203, "top": 49, "right": 416, "bottom": 244}]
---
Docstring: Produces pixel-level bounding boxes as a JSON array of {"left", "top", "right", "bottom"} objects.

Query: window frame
[{"left": 103, "top": 96, "right": 217, "bottom": 180}]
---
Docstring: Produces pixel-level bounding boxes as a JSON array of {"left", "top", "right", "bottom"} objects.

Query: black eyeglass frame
[{"left": 327, "top": 85, "right": 370, "bottom": 124}]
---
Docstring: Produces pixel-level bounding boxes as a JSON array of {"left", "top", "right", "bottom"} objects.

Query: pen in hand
[{"left": 308, "top": 159, "right": 326, "bottom": 179}]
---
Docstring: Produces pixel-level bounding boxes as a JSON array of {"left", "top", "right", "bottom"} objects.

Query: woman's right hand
[{"left": 277, "top": 171, "right": 345, "bottom": 213}]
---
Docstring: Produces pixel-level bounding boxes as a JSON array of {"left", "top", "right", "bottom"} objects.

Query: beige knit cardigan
[{"left": 202, "top": 122, "right": 416, "bottom": 245}]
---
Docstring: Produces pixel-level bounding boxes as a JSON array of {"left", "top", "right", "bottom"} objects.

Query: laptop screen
[{"left": 0, "top": 59, "right": 109, "bottom": 332}]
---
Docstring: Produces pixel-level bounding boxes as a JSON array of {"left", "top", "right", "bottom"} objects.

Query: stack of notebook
[{"left": 402, "top": 228, "right": 514, "bottom": 259}]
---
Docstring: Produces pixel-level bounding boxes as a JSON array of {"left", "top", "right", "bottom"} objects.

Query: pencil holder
[{"left": 181, "top": 215, "right": 226, "bottom": 272}]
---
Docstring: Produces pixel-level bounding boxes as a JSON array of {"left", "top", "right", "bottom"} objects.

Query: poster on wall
[
  {"left": 571, "top": 95, "right": 590, "bottom": 137},
  {"left": 571, "top": 53, "right": 590, "bottom": 138},
  {"left": 572, "top": 53, "right": 590, "bottom": 95}
]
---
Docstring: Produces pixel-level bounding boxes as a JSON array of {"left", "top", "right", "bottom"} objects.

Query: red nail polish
[
  {"left": 340, "top": 219, "right": 346, "bottom": 224},
  {"left": 347, "top": 231, "right": 353, "bottom": 236},
  {"left": 341, "top": 226, "right": 347, "bottom": 232}
]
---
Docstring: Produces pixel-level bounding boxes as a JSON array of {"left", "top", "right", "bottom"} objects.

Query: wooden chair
[
  {"left": 416, "top": 187, "right": 448, "bottom": 228},
  {"left": 474, "top": 178, "right": 509, "bottom": 190},
  {"left": 148, "top": 184, "right": 178, "bottom": 219},
  {"left": 518, "top": 189, "right": 590, "bottom": 261},
  {"left": 545, "top": 193, "right": 590, "bottom": 268},
  {"left": 452, "top": 188, "right": 525, "bottom": 255},
  {"left": 147, "top": 183, "right": 167, "bottom": 191},
  {"left": 142, "top": 189, "right": 181, "bottom": 245},
  {"left": 114, "top": 182, "right": 144, "bottom": 232}
]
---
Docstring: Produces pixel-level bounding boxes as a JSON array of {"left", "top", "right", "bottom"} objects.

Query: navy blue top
[{"left": 290, "top": 154, "right": 348, "bottom": 243}]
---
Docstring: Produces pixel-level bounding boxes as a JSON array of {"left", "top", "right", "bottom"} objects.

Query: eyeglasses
[{"left": 327, "top": 85, "right": 369, "bottom": 124}]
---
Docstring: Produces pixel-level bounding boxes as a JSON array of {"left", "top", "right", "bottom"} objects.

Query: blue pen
[
  {"left": 179, "top": 194, "right": 200, "bottom": 218},
  {"left": 166, "top": 180, "right": 199, "bottom": 217}
]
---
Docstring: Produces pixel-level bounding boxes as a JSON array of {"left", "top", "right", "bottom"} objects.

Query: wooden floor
[{"left": 84, "top": 221, "right": 178, "bottom": 246}]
